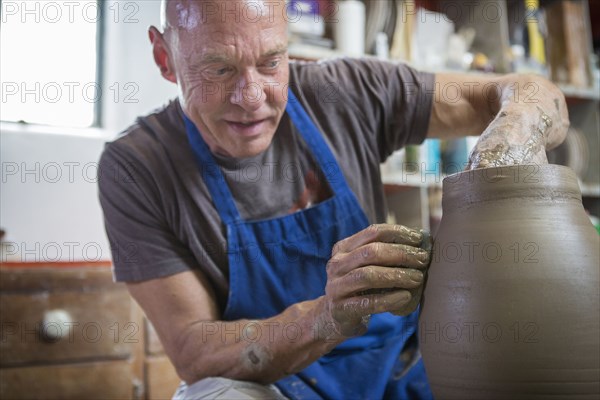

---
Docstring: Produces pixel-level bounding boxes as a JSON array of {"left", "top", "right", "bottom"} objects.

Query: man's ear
[{"left": 149, "top": 26, "right": 177, "bottom": 83}]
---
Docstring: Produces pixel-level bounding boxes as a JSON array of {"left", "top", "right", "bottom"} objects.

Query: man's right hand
[{"left": 320, "top": 224, "right": 432, "bottom": 338}]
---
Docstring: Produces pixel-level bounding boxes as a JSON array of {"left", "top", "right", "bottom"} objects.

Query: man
[{"left": 98, "top": 0, "right": 569, "bottom": 398}]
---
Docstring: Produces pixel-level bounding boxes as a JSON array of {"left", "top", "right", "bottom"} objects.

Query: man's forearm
[
  {"left": 428, "top": 73, "right": 569, "bottom": 151},
  {"left": 173, "top": 297, "right": 344, "bottom": 384}
]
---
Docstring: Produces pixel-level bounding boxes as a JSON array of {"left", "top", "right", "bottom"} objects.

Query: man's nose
[{"left": 228, "top": 70, "right": 266, "bottom": 112}]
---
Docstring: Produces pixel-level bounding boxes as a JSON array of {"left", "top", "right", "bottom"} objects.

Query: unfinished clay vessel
[{"left": 419, "top": 164, "right": 600, "bottom": 399}]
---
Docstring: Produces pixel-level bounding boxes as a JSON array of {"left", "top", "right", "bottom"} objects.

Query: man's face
[{"left": 166, "top": 1, "right": 289, "bottom": 158}]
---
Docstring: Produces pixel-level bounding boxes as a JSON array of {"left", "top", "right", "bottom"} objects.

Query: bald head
[
  {"left": 160, "top": 0, "right": 197, "bottom": 32},
  {"left": 159, "top": 0, "right": 287, "bottom": 34}
]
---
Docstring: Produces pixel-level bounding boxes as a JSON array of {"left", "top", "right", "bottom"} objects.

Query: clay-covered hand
[
  {"left": 467, "top": 76, "right": 570, "bottom": 169},
  {"left": 320, "top": 224, "right": 432, "bottom": 337}
]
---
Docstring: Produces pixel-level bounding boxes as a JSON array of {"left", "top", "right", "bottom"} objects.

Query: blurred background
[{"left": 1, "top": 1, "right": 599, "bottom": 399}]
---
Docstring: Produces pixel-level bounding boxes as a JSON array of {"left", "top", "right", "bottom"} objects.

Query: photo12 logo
[
  {"left": 0, "top": 241, "right": 105, "bottom": 263},
  {"left": 1, "top": 320, "right": 140, "bottom": 344},
  {"left": 419, "top": 320, "right": 540, "bottom": 344},
  {"left": 1, "top": 1, "right": 140, "bottom": 24},
  {"left": 431, "top": 241, "right": 540, "bottom": 264},
  {"left": 2, "top": 82, "right": 140, "bottom": 105}
]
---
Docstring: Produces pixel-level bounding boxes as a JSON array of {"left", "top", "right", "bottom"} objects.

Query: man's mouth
[
  {"left": 226, "top": 119, "right": 268, "bottom": 136},
  {"left": 232, "top": 120, "right": 263, "bottom": 126}
]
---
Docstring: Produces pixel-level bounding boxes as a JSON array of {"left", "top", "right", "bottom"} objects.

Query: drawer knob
[{"left": 42, "top": 309, "right": 73, "bottom": 341}]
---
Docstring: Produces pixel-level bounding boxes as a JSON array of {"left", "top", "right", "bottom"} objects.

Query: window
[{"left": 1, "top": 0, "right": 100, "bottom": 128}]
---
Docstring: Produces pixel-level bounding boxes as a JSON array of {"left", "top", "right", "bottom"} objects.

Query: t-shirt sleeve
[
  {"left": 372, "top": 60, "right": 435, "bottom": 155},
  {"left": 98, "top": 140, "right": 197, "bottom": 282},
  {"left": 294, "top": 58, "right": 435, "bottom": 162}
]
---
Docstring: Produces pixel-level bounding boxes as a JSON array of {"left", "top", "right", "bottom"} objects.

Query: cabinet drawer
[
  {"left": 0, "top": 289, "right": 135, "bottom": 366},
  {"left": 0, "top": 360, "right": 133, "bottom": 400},
  {"left": 145, "top": 356, "right": 181, "bottom": 400},
  {"left": 145, "top": 318, "right": 166, "bottom": 356}
]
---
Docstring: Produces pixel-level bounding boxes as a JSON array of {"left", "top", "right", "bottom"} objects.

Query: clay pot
[{"left": 419, "top": 165, "right": 600, "bottom": 399}]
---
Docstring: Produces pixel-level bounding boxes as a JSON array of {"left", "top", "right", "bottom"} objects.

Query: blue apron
[{"left": 185, "top": 89, "right": 432, "bottom": 400}]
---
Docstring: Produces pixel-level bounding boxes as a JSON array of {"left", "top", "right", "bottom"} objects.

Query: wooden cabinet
[
  {"left": 0, "top": 264, "right": 181, "bottom": 400},
  {"left": 1, "top": 362, "right": 134, "bottom": 400},
  {"left": 143, "top": 319, "right": 181, "bottom": 399}
]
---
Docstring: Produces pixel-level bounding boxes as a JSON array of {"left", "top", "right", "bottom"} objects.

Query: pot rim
[{"left": 441, "top": 164, "right": 582, "bottom": 210}]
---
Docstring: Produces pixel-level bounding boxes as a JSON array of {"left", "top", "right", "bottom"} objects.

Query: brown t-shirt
[{"left": 98, "top": 58, "right": 434, "bottom": 311}]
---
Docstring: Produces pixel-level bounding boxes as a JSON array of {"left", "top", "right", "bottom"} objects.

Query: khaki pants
[{"left": 172, "top": 377, "right": 288, "bottom": 400}]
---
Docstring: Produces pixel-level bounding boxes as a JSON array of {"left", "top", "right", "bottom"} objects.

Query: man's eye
[
  {"left": 206, "top": 65, "right": 233, "bottom": 77},
  {"left": 214, "top": 67, "right": 232, "bottom": 76},
  {"left": 264, "top": 60, "right": 280, "bottom": 69}
]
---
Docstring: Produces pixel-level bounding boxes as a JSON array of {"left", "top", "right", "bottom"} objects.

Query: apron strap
[
  {"left": 184, "top": 116, "right": 242, "bottom": 224},
  {"left": 285, "top": 89, "right": 349, "bottom": 197}
]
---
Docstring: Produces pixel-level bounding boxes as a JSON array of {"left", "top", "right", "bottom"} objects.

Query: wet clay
[
  {"left": 419, "top": 165, "right": 600, "bottom": 399},
  {"left": 468, "top": 105, "right": 554, "bottom": 169}
]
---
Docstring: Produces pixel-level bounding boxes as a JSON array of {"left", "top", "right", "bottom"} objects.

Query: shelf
[
  {"left": 288, "top": 43, "right": 365, "bottom": 61},
  {"left": 381, "top": 171, "right": 444, "bottom": 188},
  {"left": 558, "top": 84, "right": 600, "bottom": 101},
  {"left": 417, "top": 68, "right": 600, "bottom": 101},
  {"left": 580, "top": 182, "right": 600, "bottom": 197},
  {"left": 286, "top": 47, "right": 600, "bottom": 103},
  {"left": 382, "top": 170, "right": 600, "bottom": 198}
]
